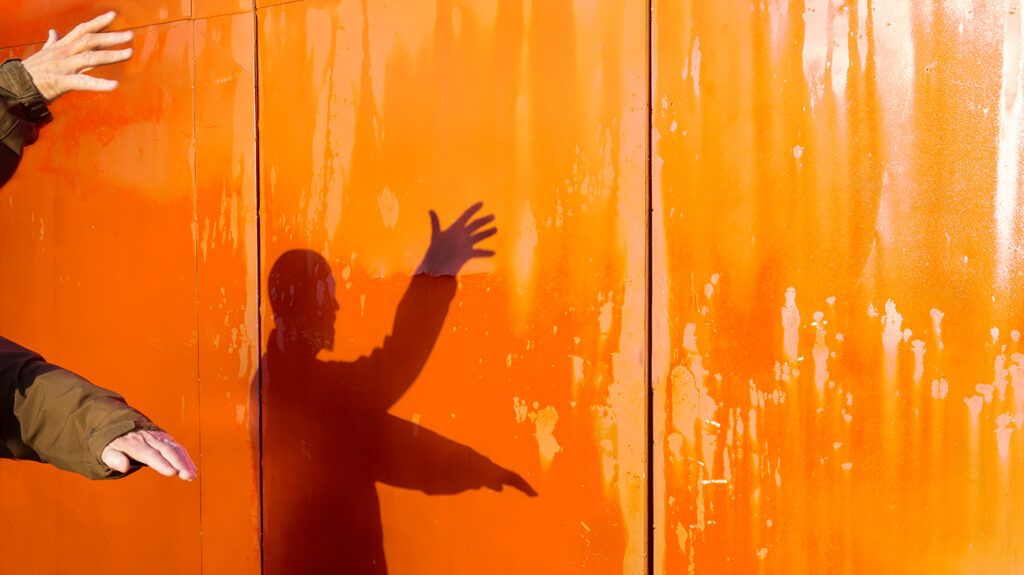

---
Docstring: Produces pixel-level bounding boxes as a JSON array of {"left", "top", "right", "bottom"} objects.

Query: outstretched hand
[
  {"left": 101, "top": 429, "right": 197, "bottom": 481},
  {"left": 416, "top": 202, "right": 497, "bottom": 277},
  {"left": 21, "top": 11, "right": 134, "bottom": 102}
]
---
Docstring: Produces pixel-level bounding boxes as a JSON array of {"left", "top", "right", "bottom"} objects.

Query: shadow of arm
[
  {"left": 344, "top": 274, "right": 457, "bottom": 410},
  {"left": 372, "top": 414, "right": 536, "bottom": 497}
]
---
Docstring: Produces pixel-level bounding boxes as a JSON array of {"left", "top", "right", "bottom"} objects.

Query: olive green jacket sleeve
[
  {"left": 0, "top": 336, "right": 160, "bottom": 480},
  {"left": 0, "top": 59, "right": 49, "bottom": 188},
  {"left": 0, "top": 65, "right": 161, "bottom": 479}
]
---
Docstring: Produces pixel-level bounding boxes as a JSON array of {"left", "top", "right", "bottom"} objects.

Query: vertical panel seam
[
  {"left": 646, "top": 1, "right": 655, "bottom": 574},
  {"left": 189, "top": 17, "right": 205, "bottom": 575},
  {"left": 252, "top": 4, "right": 265, "bottom": 574}
]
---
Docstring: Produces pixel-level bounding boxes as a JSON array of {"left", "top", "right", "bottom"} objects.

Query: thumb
[
  {"left": 44, "top": 29, "right": 59, "bottom": 48},
  {"left": 429, "top": 210, "right": 441, "bottom": 237},
  {"left": 101, "top": 446, "right": 130, "bottom": 473}
]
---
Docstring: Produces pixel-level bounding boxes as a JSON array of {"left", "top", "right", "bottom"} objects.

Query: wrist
[{"left": 0, "top": 60, "right": 53, "bottom": 125}]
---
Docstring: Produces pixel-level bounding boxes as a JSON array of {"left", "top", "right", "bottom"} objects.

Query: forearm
[
  {"left": 17, "top": 368, "right": 160, "bottom": 479},
  {"left": 0, "top": 338, "right": 158, "bottom": 480}
]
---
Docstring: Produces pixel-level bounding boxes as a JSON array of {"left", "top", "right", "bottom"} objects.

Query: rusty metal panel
[
  {"left": 257, "top": 1, "right": 648, "bottom": 573},
  {"left": 0, "top": 10, "right": 262, "bottom": 575},
  {"left": 0, "top": 21, "right": 202, "bottom": 573},
  {"left": 195, "top": 12, "right": 262, "bottom": 575},
  {"left": 654, "top": 1, "right": 1024, "bottom": 573}
]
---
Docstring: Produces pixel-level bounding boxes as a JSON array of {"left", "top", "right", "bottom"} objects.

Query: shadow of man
[{"left": 256, "top": 203, "right": 536, "bottom": 575}]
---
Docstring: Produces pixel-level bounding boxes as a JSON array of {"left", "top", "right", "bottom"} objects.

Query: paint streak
[
  {"left": 994, "top": 0, "right": 1024, "bottom": 292},
  {"left": 781, "top": 287, "right": 800, "bottom": 361}
]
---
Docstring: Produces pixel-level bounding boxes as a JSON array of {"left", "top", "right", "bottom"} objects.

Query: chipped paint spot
[
  {"left": 812, "top": 310, "right": 829, "bottom": 394},
  {"left": 377, "top": 186, "right": 399, "bottom": 229},
  {"left": 527, "top": 405, "right": 562, "bottom": 471},
  {"left": 965, "top": 395, "right": 984, "bottom": 421},
  {"left": 569, "top": 354, "right": 585, "bottom": 398},
  {"left": 676, "top": 522, "right": 688, "bottom": 552},
  {"left": 512, "top": 396, "right": 529, "bottom": 424}
]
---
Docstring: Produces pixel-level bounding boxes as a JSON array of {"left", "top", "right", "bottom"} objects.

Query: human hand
[
  {"left": 101, "top": 429, "right": 197, "bottom": 481},
  {"left": 416, "top": 202, "right": 497, "bottom": 277},
  {"left": 20, "top": 11, "right": 134, "bottom": 102}
]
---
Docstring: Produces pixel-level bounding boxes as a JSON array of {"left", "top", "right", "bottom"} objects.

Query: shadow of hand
[{"left": 416, "top": 201, "right": 497, "bottom": 277}]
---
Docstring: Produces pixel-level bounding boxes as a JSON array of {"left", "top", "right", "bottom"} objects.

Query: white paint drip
[
  {"left": 690, "top": 38, "right": 702, "bottom": 98},
  {"left": 911, "top": 340, "right": 926, "bottom": 386},
  {"left": 781, "top": 287, "right": 800, "bottom": 361},
  {"left": 996, "top": 413, "right": 1015, "bottom": 460},
  {"left": 994, "top": 2, "right": 1024, "bottom": 292}
]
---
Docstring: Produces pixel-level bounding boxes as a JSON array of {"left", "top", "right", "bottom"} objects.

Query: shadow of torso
[
  {"left": 257, "top": 274, "right": 522, "bottom": 575},
  {"left": 262, "top": 346, "right": 389, "bottom": 574}
]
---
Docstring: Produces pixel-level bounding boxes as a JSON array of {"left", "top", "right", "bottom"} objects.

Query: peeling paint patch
[
  {"left": 524, "top": 404, "right": 561, "bottom": 471},
  {"left": 377, "top": 186, "right": 399, "bottom": 229},
  {"left": 512, "top": 396, "right": 529, "bottom": 424}
]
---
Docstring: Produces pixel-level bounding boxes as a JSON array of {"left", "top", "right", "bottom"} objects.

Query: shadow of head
[{"left": 268, "top": 249, "right": 340, "bottom": 354}]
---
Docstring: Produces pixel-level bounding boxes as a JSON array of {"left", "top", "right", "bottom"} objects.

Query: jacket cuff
[
  {"left": 0, "top": 60, "right": 50, "bottom": 156},
  {"left": 86, "top": 412, "right": 162, "bottom": 480},
  {"left": 0, "top": 60, "right": 51, "bottom": 119}
]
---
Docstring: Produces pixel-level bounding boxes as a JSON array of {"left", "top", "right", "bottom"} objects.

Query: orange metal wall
[
  {"left": 8, "top": 1, "right": 1023, "bottom": 574},
  {"left": 257, "top": 1, "right": 647, "bottom": 573},
  {"left": 0, "top": 4, "right": 259, "bottom": 575},
  {"left": 0, "top": 1, "right": 649, "bottom": 574},
  {"left": 654, "top": 1, "right": 1024, "bottom": 573}
]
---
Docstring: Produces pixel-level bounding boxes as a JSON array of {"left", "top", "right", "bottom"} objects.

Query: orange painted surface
[
  {"left": 654, "top": 1, "right": 1024, "bottom": 573},
  {"left": 0, "top": 3, "right": 188, "bottom": 48},
  {"left": 195, "top": 12, "right": 262, "bottom": 575},
  {"left": 194, "top": 0, "right": 254, "bottom": 20},
  {"left": 0, "top": 20, "right": 203, "bottom": 574},
  {"left": 13, "top": 1, "right": 1018, "bottom": 574},
  {"left": 0, "top": 10, "right": 259, "bottom": 575},
  {"left": 257, "top": 1, "right": 647, "bottom": 573}
]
